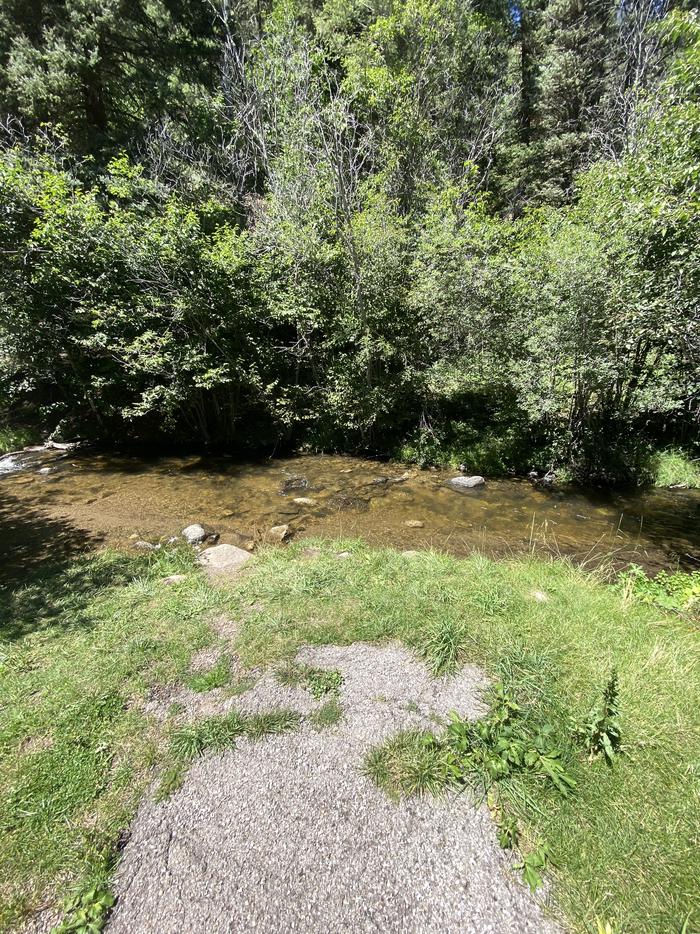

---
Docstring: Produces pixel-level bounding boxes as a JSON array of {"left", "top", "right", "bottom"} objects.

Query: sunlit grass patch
[
  {"left": 653, "top": 448, "right": 700, "bottom": 489},
  {"left": 0, "top": 546, "right": 226, "bottom": 931}
]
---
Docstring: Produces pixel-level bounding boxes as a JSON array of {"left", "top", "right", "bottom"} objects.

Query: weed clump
[
  {"left": 276, "top": 662, "right": 344, "bottom": 698},
  {"left": 574, "top": 670, "right": 622, "bottom": 765}
]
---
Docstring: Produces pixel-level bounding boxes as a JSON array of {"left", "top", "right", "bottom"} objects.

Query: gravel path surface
[{"left": 109, "top": 643, "right": 561, "bottom": 934}]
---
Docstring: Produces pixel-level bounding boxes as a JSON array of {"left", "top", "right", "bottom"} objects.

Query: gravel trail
[{"left": 108, "top": 643, "right": 561, "bottom": 933}]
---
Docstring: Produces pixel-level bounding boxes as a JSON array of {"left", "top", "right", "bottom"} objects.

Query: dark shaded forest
[{"left": 0, "top": 0, "right": 698, "bottom": 483}]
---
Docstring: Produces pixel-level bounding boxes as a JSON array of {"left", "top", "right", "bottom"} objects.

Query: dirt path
[{"left": 108, "top": 644, "right": 560, "bottom": 933}]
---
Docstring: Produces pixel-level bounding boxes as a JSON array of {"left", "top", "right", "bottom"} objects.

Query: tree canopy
[{"left": 0, "top": 0, "right": 698, "bottom": 482}]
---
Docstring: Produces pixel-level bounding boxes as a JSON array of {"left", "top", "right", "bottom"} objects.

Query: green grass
[
  {"left": 0, "top": 425, "right": 37, "bottom": 455},
  {"left": 653, "top": 448, "right": 700, "bottom": 489},
  {"left": 309, "top": 698, "right": 343, "bottom": 730},
  {"left": 158, "top": 708, "right": 300, "bottom": 799},
  {"left": 1, "top": 538, "right": 699, "bottom": 933},
  {"left": 0, "top": 546, "right": 229, "bottom": 931},
  {"left": 184, "top": 655, "right": 231, "bottom": 693},
  {"left": 221, "top": 540, "right": 700, "bottom": 934}
]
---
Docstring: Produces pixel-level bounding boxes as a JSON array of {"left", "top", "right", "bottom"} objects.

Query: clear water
[{"left": 1, "top": 450, "right": 698, "bottom": 576}]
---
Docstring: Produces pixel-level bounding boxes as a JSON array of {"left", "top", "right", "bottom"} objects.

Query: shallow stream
[{"left": 1, "top": 449, "right": 698, "bottom": 576}]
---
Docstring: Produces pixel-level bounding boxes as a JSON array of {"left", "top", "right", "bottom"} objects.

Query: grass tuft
[
  {"left": 184, "top": 656, "right": 231, "bottom": 693},
  {"left": 309, "top": 698, "right": 343, "bottom": 730}
]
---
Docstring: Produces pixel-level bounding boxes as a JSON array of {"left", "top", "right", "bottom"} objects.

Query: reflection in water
[{"left": 1, "top": 451, "right": 698, "bottom": 573}]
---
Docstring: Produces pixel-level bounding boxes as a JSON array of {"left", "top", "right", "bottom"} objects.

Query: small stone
[
  {"left": 293, "top": 497, "right": 316, "bottom": 506},
  {"left": 221, "top": 510, "right": 235, "bottom": 518},
  {"left": 532, "top": 590, "right": 549, "bottom": 603},
  {"left": 335, "top": 551, "right": 352, "bottom": 560},
  {"left": 198, "top": 544, "right": 252, "bottom": 577},
  {"left": 37, "top": 466, "right": 53, "bottom": 474},
  {"left": 134, "top": 540, "right": 157, "bottom": 551},
  {"left": 448, "top": 475, "right": 485, "bottom": 491},
  {"left": 404, "top": 520, "right": 424, "bottom": 528},
  {"left": 129, "top": 533, "right": 139, "bottom": 540},
  {"left": 268, "top": 524, "right": 291, "bottom": 542},
  {"left": 182, "top": 524, "right": 208, "bottom": 545},
  {"left": 162, "top": 574, "right": 187, "bottom": 586},
  {"left": 401, "top": 550, "right": 421, "bottom": 557}
]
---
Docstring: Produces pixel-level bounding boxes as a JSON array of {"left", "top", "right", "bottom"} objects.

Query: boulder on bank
[
  {"left": 198, "top": 544, "right": 252, "bottom": 577},
  {"left": 448, "top": 475, "right": 485, "bottom": 491},
  {"left": 268, "top": 524, "right": 291, "bottom": 542},
  {"left": 182, "top": 524, "right": 219, "bottom": 545}
]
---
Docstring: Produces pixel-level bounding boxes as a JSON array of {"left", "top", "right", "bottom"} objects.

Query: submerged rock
[
  {"left": 281, "top": 476, "right": 309, "bottom": 493},
  {"left": 328, "top": 493, "right": 370, "bottom": 512},
  {"left": 293, "top": 497, "right": 316, "bottom": 506},
  {"left": 448, "top": 475, "right": 485, "bottom": 491},
  {"left": 198, "top": 544, "right": 252, "bottom": 577}
]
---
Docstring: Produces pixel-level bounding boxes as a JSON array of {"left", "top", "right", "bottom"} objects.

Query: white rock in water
[
  {"left": 198, "top": 544, "right": 252, "bottom": 576},
  {"left": 448, "top": 475, "right": 485, "bottom": 490},
  {"left": 182, "top": 524, "right": 208, "bottom": 544}
]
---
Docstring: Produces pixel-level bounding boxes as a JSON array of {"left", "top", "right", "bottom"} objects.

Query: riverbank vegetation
[
  {"left": 0, "top": 1, "right": 698, "bottom": 485},
  {"left": 0, "top": 426, "right": 36, "bottom": 456},
  {"left": 0, "top": 542, "right": 698, "bottom": 932},
  {"left": 653, "top": 448, "right": 700, "bottom": 489}
]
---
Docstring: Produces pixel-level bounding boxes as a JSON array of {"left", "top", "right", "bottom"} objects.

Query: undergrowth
[{"left": 619, "top": 565, "right": 700, "bottom": 614}]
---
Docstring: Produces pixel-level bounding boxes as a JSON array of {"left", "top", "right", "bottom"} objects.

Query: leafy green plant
[
  {"left": 54, "top": 884, "right": 115, "bottom": 933},
  {"left": 443, "top": 683, "right": 576, "bottom": 796},
  {"left": 515, "top": 844, "right": 552, "bottom": 893},
  {"left": 365, "top": 683, "right": 575, "bottom": 799},
  {"left": 488, "top": 792, "right": 520, "bottom": 849},
  {"left": 575, "top": 670, "right": 622, "bottom": 765},
  {"left": 619, "top": 566, "right": 700, "bottom": 615},
  {"left": 306, "top": 669, "right": 344, "bottom": 699}
]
